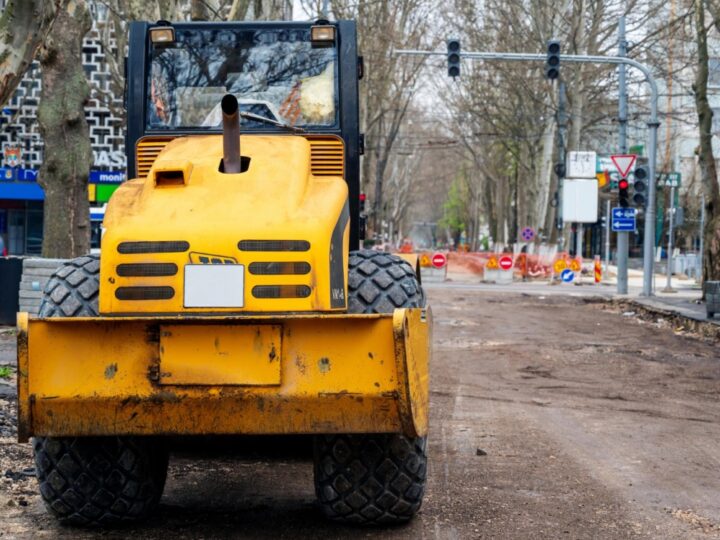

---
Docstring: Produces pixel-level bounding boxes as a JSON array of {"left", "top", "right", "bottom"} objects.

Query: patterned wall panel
[{"left": 0, "top": 3, "right": 126, "bottom": 172}]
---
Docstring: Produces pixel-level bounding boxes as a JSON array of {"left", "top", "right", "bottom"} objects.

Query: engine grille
[
  {"left": 136, "top": 137, "right": 175, "bottom": 178},
  {"left": 117, "top": 241, "right": 190, "bottom": 254},
  {"left": 135, "top": 136, "right": 344, "bottom": 178},
  {"left": 249, "top": 262, "right": 311, "bottom": 275},
  {"left": 239, "top": 240, "right": 310, "bottom": 252},
  {"left": 117, "top": 263, "right": 178, "bottom": 277},
  {"left": 115, "top": 286, "right": 175, "bottom": 301},
  {"left": 252, "top": 285, "right": 312, "bottom": 299},
  {"left": 307, "top": 136, "right": 344, "bottom": 177}
]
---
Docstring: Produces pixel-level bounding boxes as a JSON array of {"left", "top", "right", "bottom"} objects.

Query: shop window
[{"left": 26, "top": 210, "right": 42, "bottom": 254}]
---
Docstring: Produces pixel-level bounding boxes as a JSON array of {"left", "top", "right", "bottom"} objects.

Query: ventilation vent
[
  {"left": 307, "top": 136, "right": 344, "bottom": 177},
  {"left": 252, "top": 285, "right": 312, "bottom": 299},
  {"left": 117, "top": 263, "right": 178, "bottom": 277},
  {"left": 118, "top": 241, "right": 189, "bottom": 254},
  {"left": 115, "top": 286, "right": 175, "bottom": 300},
  {"left": 136, "top": 137, "right": 173, "bottom": 178},
  {"left": 249, "top": 262, "right": 311, "bottom": 275},
  {"left": 239, "top": 240, "right": 310, "bottom": 252}
]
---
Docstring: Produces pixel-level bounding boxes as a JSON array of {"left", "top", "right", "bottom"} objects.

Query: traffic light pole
[
  {"left": 394, "top": 47, "right": 660, "bottom": 296},
  {"left": 616, "top": 15, "right": 629, "bottom": 295}
]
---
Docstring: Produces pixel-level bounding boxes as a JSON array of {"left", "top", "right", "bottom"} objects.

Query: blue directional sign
[
  {"left": 561, "top": 269, "right": 575, "bottom": 283},
  {"left": 611, "top": 207, "right": 636, "bottom": 232}
]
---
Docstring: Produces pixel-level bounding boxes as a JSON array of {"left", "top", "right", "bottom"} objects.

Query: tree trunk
[
  {"left": 536, "top": 117, "right": 557, "bottom": 233},
  {"left": 0, "top": 0, "right": 60, "bottom": 107},
  {"left": 37, "top": 1, "right": 92, "bottom": 258},
  {"left": 190, "top": 0, "right": 208, "bottom": 20},
  {"left": 694, "top": 0, "right": 720, "bottom": 283}
]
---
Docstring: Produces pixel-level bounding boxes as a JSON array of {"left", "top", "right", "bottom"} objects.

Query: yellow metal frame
[{"left": 16, "top": 308, "right": 431, "bottom": 442}]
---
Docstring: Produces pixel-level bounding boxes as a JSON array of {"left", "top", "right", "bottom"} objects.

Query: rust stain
[
  {"left": 318, "top": 390, "right": 362, "bottom": 399},
  {"left": 104, "top": 363, "right": 118, "bottom": 379},
  {"left": 295, "top": 355, "right": 307, "bottom": 375},
  {"left": 368, "top": 352, "right": 374, "bottom": 359},
  {"left": 318, "top": 357, "right": 331, "bottom": 373},
  {"left": 148, "top": 391, "right": 181, "bottom": 404},
  {"left": 269, "top": 344, "right": 277, "bottom": 362}
]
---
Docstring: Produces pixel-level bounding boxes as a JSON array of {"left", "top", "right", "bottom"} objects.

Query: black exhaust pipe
[{"left": 221, "top": 94, "right": 241, "bottom": 173}]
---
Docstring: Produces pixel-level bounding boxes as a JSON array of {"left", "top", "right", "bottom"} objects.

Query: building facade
[{"left": 0, "top": 3, "right": 126, "bottom": 255}]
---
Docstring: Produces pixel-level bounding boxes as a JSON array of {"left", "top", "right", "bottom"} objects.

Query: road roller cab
[{"left": 17, "top": 19, "right": 431, "bottom": 526}]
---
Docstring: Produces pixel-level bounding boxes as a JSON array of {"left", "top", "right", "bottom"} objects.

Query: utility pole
[
  {"left": 664, "top": 186, "right": 676, "bottom": 291},
  {"left": 556, "top": 82, "right": 567, "bottom": 241},
  {"left": 616, "top": 14, "right": 629, "bottom": 295},
  {"left": 605, "top": 200, "right": 611, "bottom": 272}
]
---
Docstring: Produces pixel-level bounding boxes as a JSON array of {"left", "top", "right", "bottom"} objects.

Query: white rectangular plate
[{"left": 184, "top": 264, "right": 244, "bottom": 308}]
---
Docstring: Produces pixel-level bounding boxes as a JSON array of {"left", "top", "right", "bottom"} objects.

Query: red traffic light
[
  {"left": 359, "top": 193, "right": 366, "bottom": 202},
  {"left": 618, "top": 179, "right": 629, "bottom": 190}
]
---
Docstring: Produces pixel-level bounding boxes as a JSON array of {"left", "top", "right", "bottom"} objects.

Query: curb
[{"left": 621, "top": 298, "right": 720, "bottom": 341}]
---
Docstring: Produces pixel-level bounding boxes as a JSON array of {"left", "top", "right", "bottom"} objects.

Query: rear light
[
  {"left": 249, "top": 262, "right": 311, "bottom": 275},
  {"left": 238, "top": 240, "right": 310, "bottom": 252},
  {"left": 252, "top": 285, "right": 311, "bottom": 299}
]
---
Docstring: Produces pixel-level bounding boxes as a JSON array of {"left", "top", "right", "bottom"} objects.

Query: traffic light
[
  {"left": 632, "top": 161, "right": 649, "bottom": 207},
  {"left": 447, "top": 39, "right": 460, "bottom": 78},
  {"left": 359, "top": 192, "right": 366, "bottom": 213},
  {"left": 618, "top": 177, "right": 630, "bottom": 208},
  {"left": 545, "top": 39, "right": 560, "bottom": 80}
]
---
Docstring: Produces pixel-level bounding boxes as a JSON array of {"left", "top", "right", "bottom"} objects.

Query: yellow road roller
[{"left": 17, "top": 19, "right": 431, "bottom": 526}]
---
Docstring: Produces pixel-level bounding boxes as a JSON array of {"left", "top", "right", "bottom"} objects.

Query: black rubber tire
[
  {"left": 314, "top": 434, "right": 428, "bottom": 524},
  {"left": 38, "top": 254, "right": 100, "bottom": 316},
  {"left": 346, "top": 250, "right": 425, "bottom": 313},
  {"left": 313, "top": 249, "right": 428, "bottom": 525},
  {"left": 34, "top": 436, "right": 168, "bottom": 526},
  {"left": 34, "top": 255, "right": 169, "bottom": 526}
]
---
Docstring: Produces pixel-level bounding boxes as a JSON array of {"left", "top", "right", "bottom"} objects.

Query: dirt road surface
[{"left": 1, "top": 288, "right": 719, "bottom": 539}]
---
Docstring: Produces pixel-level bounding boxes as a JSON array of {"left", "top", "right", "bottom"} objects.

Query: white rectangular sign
[
  {"left": 562, "top": 178, "right": 599, "bottom": 223},
  {"left": 567, "top": 151, "right": 597, "bottom": 179},
  {"left": 184, "top": 264, "right": 245, "bottom": 308}
]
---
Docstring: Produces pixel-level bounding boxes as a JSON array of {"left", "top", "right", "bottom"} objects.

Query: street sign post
[{"left": 611, "top": 207, "right": 636, "bottom": 232}]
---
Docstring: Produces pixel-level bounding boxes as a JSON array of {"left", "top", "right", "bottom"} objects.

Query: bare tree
[
  {"left": 695, "top": 0, "right": 720, "bottom": 282},
  {"left": 0, "top": 0, "right": 64, "bottom": 107},
  {"left": 330, "top": 0, "right": 435, "bottom": 239}
]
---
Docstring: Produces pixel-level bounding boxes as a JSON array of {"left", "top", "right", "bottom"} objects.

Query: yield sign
[{"left": 610, "top": 154, "right": 637, "bottom": 178}]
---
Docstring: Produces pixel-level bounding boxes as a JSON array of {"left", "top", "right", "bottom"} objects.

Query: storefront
[{"left": 0, "top": 167, "right": 123, "bottom": 255}]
